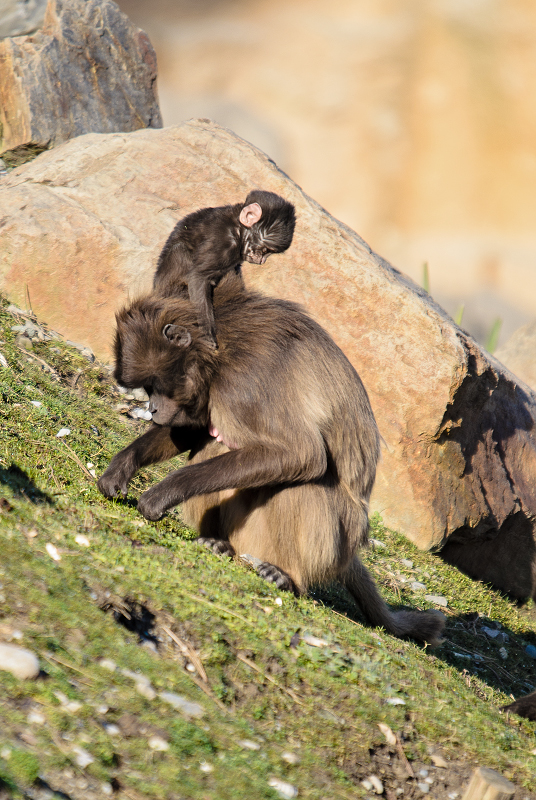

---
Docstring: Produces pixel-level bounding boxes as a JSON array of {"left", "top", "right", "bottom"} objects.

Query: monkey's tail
[{"left": 342, "top": 555, "right": 445, "bottom": 646}]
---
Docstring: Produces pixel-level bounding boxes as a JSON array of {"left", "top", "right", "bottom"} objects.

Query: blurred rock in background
[
  {"left": 0, "top": 0, "right": 162, "bottom": 156},
  {"left": 114, "top": 0, "right": 536, "bottom": 351},
  {"left": 0, "top": 0, "right": 47, "bottom": 38}
]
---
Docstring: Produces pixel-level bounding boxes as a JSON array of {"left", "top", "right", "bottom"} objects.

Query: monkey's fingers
[
  {"left": 97, "top": 473, "right": 128, "bottom": 499},
  {"left": 256, "top": 562, "right": 298, "bottom": 595}
]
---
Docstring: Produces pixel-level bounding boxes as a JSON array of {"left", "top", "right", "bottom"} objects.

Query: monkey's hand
[
  {"left": 137, "top": 486, "right": 168, "bottom": 521},
  {"left": 97, "top": 460, "right": 133, "bottom": 499}
]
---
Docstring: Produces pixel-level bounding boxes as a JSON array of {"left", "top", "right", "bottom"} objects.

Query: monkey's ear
[
  {"left": 239, "top": 202, "right": 262, "bottom": 228},
  {"left": 162, "top": 324, "right": 192, "bottom": 348}
]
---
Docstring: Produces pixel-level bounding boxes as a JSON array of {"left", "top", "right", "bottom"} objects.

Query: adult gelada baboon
[{"left": 99, "top": 276, "right": 445, "bottom": 645}]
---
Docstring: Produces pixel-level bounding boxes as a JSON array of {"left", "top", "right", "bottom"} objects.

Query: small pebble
[
  {"left": 425, "top": 594, "right": 448, "bottom": 607},
  {"left": 431, "top": 754, "right": 448, "bottom": 768},
  {"left": 200, "top": 761, "right": 214, "bottom": 773},
  {"left": 129, "top": 407, "right": 152, "bottom": 421},
  {"left": 418, "top": 769, "right": 429, "bottom": 777},
  {"left": 367, "top": 775, "right": 384, "bottom": 794},
  {"left": 238, "top": 740, "right": 261, "bottom": 750},
  {"left": 30, "top": 400, "right": 42, "bottom": 408},
  {"left": 268, "top": 778, "right": 298, "bottom": 799},
  {"left": 72, "top": 746, "right": 94, "bottom": 768},
  {"left": 302, "top": 633, "right": 329, "bottom": 648},
  {"left": 386, "top": 697, "right": 406, "bottom": 705},
  {"left": 28, "top": 711, "right": 45, "bottom": 725},
  {"left": 148, "top": 735, "right": 169, "bottom": 751},
  {"left": 275, "top": 597, "right": 283, "bottom": 606},
  {"left": 418, "top": 783, "right": 430, "bottom": 793},
  {"left": 378, "top": 723, "right": 396, "bottom": 746},
  {"left": 136, "top": 682, "right": 157, "bottom": 700},
  {"left": 282, "top": 751, "right": 300, "bottom": 765},
  {"left": 101, "top": 785, "right": 113, "bottom": 797},
  {"left": 0, "top": 643, "right": 40, "bottom": 680},
  {"left": 160, "top": 691, "right": 205, "bottom": 718},
  {"left": 104, "top": 724, "right": 120, "bottom": 736},
  {"left": 401, "top": 559, "right": 413, "bottom": 568},
  {"left": 56, "top": 428, "right": 71, "bottom": 438},
  {"left": 525, "top": 644, "right": 536, "bottom": 659},
  {"left": 99, "top": 658, "right": 117, "bottom": 672},
  {"left": 361, "top": 779, "right": 373, "bottom": 791},
  {"left": 75, "top": 534, "right": 90, "bottom": 547},
  {"left": 499, "top": 647, "right": 508, "bottom": 660},
  {"left": 45, "top": 543, "right": 61, "bottom": 562},
  {"left": 131, "top": 387, "right": 149, "bottom": 401},
  {"left": 370, "top": 538, "right": 386, "bottom": 549},
  {"left": 411, "top": 581, "right": 426, "bottom": 591}
]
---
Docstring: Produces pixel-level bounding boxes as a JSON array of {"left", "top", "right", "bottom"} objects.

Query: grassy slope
[{"left": 0, "top": 297, "right": 535, "bottom": 800}]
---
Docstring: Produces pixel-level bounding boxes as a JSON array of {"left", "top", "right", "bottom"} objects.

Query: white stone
[
  {"left": 0, "top": 643, "right": 40, "bottom": 679},
  {"left": 99, "top": 658, "right": 117, "bottom": 671},
  {"left": 268, "top": 778, "right": 298, "bottom": 798},
  {"left": 238, "top": 740, "right": 261, "bottom": 751},
  {"left": 368, "top": 775, "right": 384, "bottom": 794},
  {"left": 72, "top": 746, "right": 94, "bottom": 768},
  {"left": 45, "top": 543, "right": 61, "bottom": 562},
  {"left": 282, "top": 751, "right": 300, "bottom": 765},
  {"left": 425, "top": 595, "right": 448, "bottom": 607},
  {"left": 159, "top": 691, "right": 204, "bottom": 718},
  {"left": 56, "top": 428, "right": 71, "bottom": 437},
  {"left": 148, "top": 735, "right": 169, "bottom": 751}
]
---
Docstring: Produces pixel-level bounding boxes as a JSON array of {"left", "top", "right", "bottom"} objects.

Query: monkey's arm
[
  {"left": 137, "top": 436, "right": 328, "bottom": 521},
  {"left": 98, "top": 425, "right": 200, "bottom": 499},
  {"left": 187, "top": 271, "right": 217, "bottom": 346}
]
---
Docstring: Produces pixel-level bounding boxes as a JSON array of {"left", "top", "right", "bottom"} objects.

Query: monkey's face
[
  {"left": 240, "top": 191, "right": 296, "bottom": 264},
  {"left": 115, "top": 311, "right": 211, "bottom": 429}
]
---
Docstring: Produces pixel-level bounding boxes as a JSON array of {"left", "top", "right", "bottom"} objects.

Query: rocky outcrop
[
  {"left": 1, "top": 120, "right": 536, "bottom": 599},
  {"left": 0, "top": 0, "right": 162, "bottom": 155}
]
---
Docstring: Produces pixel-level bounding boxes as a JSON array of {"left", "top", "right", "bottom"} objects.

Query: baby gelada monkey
[{"left": 153, "top": 190, "right": 296, "bottom": 348}]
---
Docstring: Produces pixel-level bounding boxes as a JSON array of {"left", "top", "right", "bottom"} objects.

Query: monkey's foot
[
  {"left": 256, "top": 562, "right": 298, "bottom": 595},
  {"left": 196, "top": 537, "right": 235, "bottom": 558}
]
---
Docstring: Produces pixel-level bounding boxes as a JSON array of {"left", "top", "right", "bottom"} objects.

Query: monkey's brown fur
[{"left": 99, "top": 276, "right": 445, "bottom": 645}]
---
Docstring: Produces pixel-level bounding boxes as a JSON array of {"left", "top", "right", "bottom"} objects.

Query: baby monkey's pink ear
[{"left": 239, "top": 202, "right": 262, "bottom": 228}]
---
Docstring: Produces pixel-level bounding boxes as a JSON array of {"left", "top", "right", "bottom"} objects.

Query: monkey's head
[
  {"left": 114, "top": 296, "right": 217, "bottom": 428},
  {"left": 239, "top": 190, "right": 296, "bottom": 265}
]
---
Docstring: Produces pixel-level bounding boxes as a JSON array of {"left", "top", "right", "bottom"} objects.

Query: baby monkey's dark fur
[
  {"left": 99, "top": 275, "right": 445, "bottom": 646},
  {"left": 154, "top": 190, "right": 296, "bottom": 348}
]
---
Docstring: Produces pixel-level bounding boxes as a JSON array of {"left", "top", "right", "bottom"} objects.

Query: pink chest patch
[{"left": 208, "top": 423, "right": 235, "bottom": 449}]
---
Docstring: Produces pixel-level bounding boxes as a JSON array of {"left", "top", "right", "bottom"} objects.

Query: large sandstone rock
[
  {"left": 0, "top": 0, "right": 162, "bottom": 155},
  {"left": 1, "top": 120, "right": 536, "bottom": 599}
]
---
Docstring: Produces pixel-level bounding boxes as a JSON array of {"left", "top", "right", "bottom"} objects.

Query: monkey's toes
[
  {"left": 196, "top": 537, "right": 235, "bottom": 558},
  {"left": 257, "top": 562, "right": 297, "bottom": 594}
]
